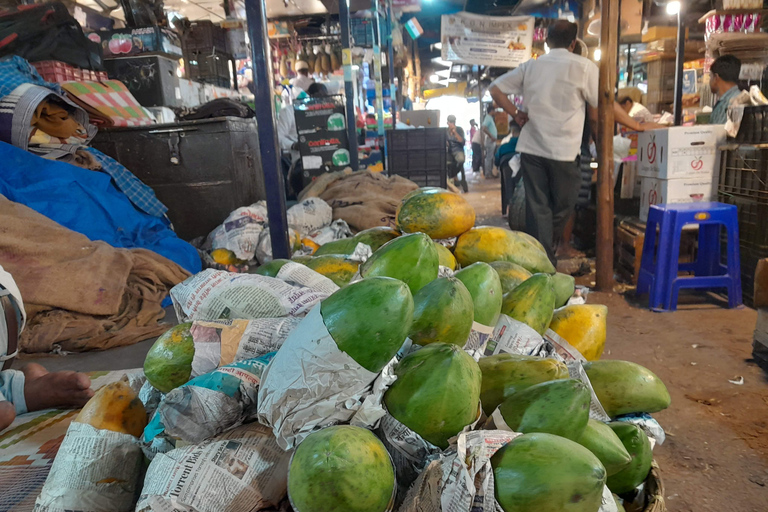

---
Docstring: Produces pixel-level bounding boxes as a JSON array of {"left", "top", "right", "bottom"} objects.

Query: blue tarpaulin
[{"left": 0, "top": 141, "right": 201, "bottom": 274}]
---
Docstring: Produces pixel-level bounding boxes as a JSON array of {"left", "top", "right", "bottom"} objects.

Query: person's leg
[
  {"left": 484, "top": 139, "right": 496, "bottom": 178},
  {"left": 21, "top": 363, "right": 93, "bottom": 412},
  {"left": 454, "top": 150, "right": 468, "bottom": 192},
  {"left": 472, "top": 142, "right": 482, "bottom": 174},
  {"left": 549, "top": 158, "right": 582, "bottom": 254},
  {"left": 521, "top": 153, "right": 555, "bottom": 262},
  {"left": 0, "top": 369, "right": 24, "bottom": 430}
]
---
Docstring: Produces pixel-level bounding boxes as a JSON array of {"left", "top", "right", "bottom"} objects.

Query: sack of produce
[
  {"left": 137, "top": 423, "right": 290, "bottom": 512},
  {"left": 286, "top": 197, "right": 333, "bottom": 235},
  {"left": 144, "top": 353, "right": 274, "bottom": 444},
  {"left": 258, "top": 276, "right": 414, "bottom": 449},
  {"left": 143, "top": 318, "right": 301, "bottom": 393},
  {"left": 170, "top": 269, "right": 332, "bottom": 322},
  {"left": 36, "top": 378, "right": 147, "bottom": 512}
]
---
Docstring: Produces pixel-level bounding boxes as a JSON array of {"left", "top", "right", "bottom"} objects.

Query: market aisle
[{"left": 465, "top": 181, "right": 768, "bottom": 511}]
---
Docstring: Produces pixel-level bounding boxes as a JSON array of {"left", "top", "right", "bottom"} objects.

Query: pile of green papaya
[{"left": 138, "top": 187, "right": 671, "bottom": 512}]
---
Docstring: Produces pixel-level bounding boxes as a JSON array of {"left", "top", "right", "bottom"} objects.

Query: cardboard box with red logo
[
  {"left": 639, "top": 176, "right": 718, "bottom": 221},
  {"left": 637, "top": 126, "right": 726, "bottom": 180}
]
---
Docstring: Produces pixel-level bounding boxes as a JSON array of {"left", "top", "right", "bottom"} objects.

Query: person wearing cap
[
  {"left": 446, "top": 115, "right": 467, "bottom": 191},
  {"left": 0, "top": 265, "right": 93, "bottom": 431},
  {"left": 292, "top": 60, "right": 315, "bottom": 95}
]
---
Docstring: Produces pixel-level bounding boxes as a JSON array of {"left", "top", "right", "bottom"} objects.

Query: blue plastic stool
[{"left": 636, "top": 202, "right": 742, "bottom": 311}]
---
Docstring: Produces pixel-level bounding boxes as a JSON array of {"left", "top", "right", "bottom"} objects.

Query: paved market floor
[{"left": 16, "top": 171, "right": 768, "bottom": 512}]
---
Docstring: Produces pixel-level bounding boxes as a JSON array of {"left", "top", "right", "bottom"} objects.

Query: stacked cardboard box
[{"left": 637, "top": 126, "right": 727, "bottom": 221}]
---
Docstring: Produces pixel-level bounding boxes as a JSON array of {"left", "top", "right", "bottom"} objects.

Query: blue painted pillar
[
  {"left": 372, "top": 7, "right": 385, "bottom": 150},
  {"left": 244, "top": 0, "right": 290, "bottom": 259},
  {"left": 338, "top": 0, "right": 360, "bottom": 171},
  {"left": 385, "top": 0, "right": 397, "bottom": 126}
]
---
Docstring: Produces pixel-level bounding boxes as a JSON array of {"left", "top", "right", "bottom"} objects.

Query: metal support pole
[
  {"left": 386, "top": 0, "right": 396, "bottom": 126},
  {"left": 596, "top": 0, "right": 618, "bottom": 291},
  {"left": 673, "top": 10, "right": 686, "bottom": 126},
  {"left": 338, "top": 0, "right": 359, "bottom": 171},
  {"left": 244, "top": 0, "right": 290, "bottom": 259},
  {"left": 372, "top": 7, "right": 386, "bottom": 147}
]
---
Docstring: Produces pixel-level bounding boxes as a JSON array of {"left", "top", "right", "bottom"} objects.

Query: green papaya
[
  {"left": 434, "top": 242, "right": 457, "bottom": 270},
  {"left": 313, "top": 238, "right": 359, "bottom": 256},
  {"left": 495, "top": 379, "right": 591, "bottom": 441},
  {"left": 454, "top": 262, "right": 503, "bottom": 326},
  {"left": 253, "top": 258, "right": 291, "bottom": 277},
  {"left": 606, "top": 423, "right": 653, "bottom": 494},
  {"left": 576, "top": 419, "right": 632, "bottom": 476},
  {"left": 409, "top": 277, "right": 474, "bottom": 347},
  {"left": 552, "top": 272, "right": 576, "bottom": 308},
  {"left": 584, "top": 360, "right": 671, "bottom": 417},
  {"left": 384, "top": 343, "right": 481, "bottom": 448},
  {"left": 288, "top": 425, "right": 395, "bottom": 512},
  {"left": 489, "top": 261, "right": 532, "bottom": 295},
  {"left": 321, "top": 276, "right": 413, "bottom": 373},
  {"left": 304, "top": 255, "right": 360, "bottom": 287},
  {"left": 360, "top": 232, "right": 439, "bottom": 294},
  {"left": 352, "top": 226, "right": 400, "bottom": 252},
  {"left": 291, "top": 254, "right": 313, "bottom": 264},
  {"left": 500, "top": 273, "right": 556, "bottom": 334},
  {"left": 143, "top": 323, "right": 194, "bottom": 393},
  {"left": 492, "top": 432, "right": 606, "bottom": 512},
  {"left": 479, "top": 353, "right": 569, "bottom": 416},
  {"left": 454, "top": 226, "right": 555, "bottom": 274}
]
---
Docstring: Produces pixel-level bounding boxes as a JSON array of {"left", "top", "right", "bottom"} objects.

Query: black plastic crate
[
  {"left": 719, "top": 146, "right": 768, "bottom": 201},
  {"left": 718, "top": 191, "right": 768, "bottom": 251},
  {"left": 387, "top": 128, "right": 448, "bottom": 188},
  {"left": 182, "top": 20, "right": 227, "bottom": 53},
  {"left": 184, "top": 49, "right": 231, "bottom": 86}
]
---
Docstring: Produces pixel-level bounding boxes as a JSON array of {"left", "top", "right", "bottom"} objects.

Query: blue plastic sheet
[{"left": 0, "top": 141, "right": 201, "bottom": 274}]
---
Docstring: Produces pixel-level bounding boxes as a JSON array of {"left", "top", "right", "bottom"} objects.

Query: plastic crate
[
  {"left": 386, "top": 128, "right": 448, "bottom": 188},
  {"left": 182, "top": 20, "right": 227, "bottom": 53},
  {"left": 184, "top": 49, "right": 231, "bottom": 85},
  {"left": 32, "top": 61, "right": 108, "bottom": 83},
  {"left": 351, "top": 18, "right": 374, "bottom": 47},
  {"left": 719, "top": 146, "right": 768, "bottom": 201}
]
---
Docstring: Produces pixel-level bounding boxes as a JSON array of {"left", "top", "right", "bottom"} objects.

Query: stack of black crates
[
  {"left": 182, "top": 20, "right": 232, "bottom": 88},
  {"left": 386, "top": 128, "right": 448, "bottom": 188},
  {"left": 717, "top": 144, "right": 768, "bottom": 306}
]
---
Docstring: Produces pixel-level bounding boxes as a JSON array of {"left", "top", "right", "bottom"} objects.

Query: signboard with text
[
  {"left": 441, "top": 13, "right": 534, "bottom": 68},
  {"left": 294, "top": 95, "right": 350, "bottom": 186}
]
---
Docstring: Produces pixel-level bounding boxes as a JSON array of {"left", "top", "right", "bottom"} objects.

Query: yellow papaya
[
  {"left": 434, "top": 242, "right": 457, "bottom": 270},
  {"left": 454, "top": 226, "right": 555, "bottom": 274},
  {"left": 305, "top": 255, "right": 360, "bottom": 287},
  {"left": 75, "top": 379, "right": 147, "bottom": 437},
  {"left": 549, "top": 305, "right": 607, "bottom": 361},
  {"left": 396, "top": 187, "right": 476, "bottom": 240},
  {"left": 211, "top": 248, "right": 244, "bottom": 265}
]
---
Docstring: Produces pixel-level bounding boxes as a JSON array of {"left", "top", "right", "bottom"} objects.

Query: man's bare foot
[
  {"left": 22, "top": 363, "right": 94, "bottom": 412},
  {"left": 0, "top": 401, "right": 15, "bottom": 431}
]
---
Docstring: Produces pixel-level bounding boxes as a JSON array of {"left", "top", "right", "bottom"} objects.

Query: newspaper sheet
[
  {"left": 207, "top": 204, "right": 268, "bottom": 261},
  {"left": 484, "top": 314, "right": 545, "bottom": 357},
  {"left": 615, "top": 413, "right": 666, "bottom": 447},
  {"left": 464, "top": 321, "right": 495, "bottom": 360},
  {"left": 189, "top": 317, "right": 302, "bottom": 377},
  {"left": 35, "top": 422, "right": 143, "bottom": 512},
  {"left": 257, "top": 305, "right": 380, "bottom": 449},
  {"left": 170, "top": 269, "right": 330, "bottom": 322},
  {"left": 275, "top": 261, "right": 339, "bottom": 295},
  {"left": 137, "top": 423, "right": 290, "bottom": 512},
  {"left": 302, "top": 218, "right": 353, "bottom": 247},
  {"left": 286, "top": 197, "right": 333, "bottom": 235},
  {"left": 544, "top": 328, "right": 588, "bottom": 363},
  {"left": 144, "top": 353, "right": 274, "bottom": 444}
]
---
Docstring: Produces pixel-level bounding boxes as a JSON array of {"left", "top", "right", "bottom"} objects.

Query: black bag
[{"left": 0, "top": 2, "right": 104, "bottom": 71}]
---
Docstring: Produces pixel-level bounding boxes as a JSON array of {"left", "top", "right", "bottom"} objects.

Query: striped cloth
[{"left": 60, "top": 80, "right": 154, "bottom": 127}]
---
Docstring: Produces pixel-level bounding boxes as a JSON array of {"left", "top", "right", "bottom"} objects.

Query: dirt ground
[
  {"left": 19, "top": 171, "right": 768, "bottom": 511},
  {"left": 468, "top": 173, "right": 768, "bottom": 512}
]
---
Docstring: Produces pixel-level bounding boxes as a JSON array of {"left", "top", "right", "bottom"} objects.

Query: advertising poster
[
  {"left": 294, "top": 95, "right": 350, "bottom": 185},
  {"left": 441, "top": 13, "right": 534, "bottom": 68}
]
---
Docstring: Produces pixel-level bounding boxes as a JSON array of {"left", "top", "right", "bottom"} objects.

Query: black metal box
[
  {"left": 91, "top": 117, "right": 265, "bottom": 241},
  {"left": 104, "top": 55, "right": 181, "bottom": 108}
]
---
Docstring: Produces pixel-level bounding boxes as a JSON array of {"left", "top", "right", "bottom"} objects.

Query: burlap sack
[
  {"left": 302, "top": 171, "right": 418, "bottom": 232},
  {"left": 0, "top": 196, "right": 189, "bottom": 353}
]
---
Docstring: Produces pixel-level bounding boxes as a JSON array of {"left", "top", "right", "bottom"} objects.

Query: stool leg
[
  {"left": 650, "top": 211, "right": 674, "bottom": 311},
  {"left": 665, "top": 214, "right": 684, "bottom": 311},
  {"left": 637, "top": 218, "right": 658, "bottom": 295},
  {"left": 696, "top": 223, "right": 721, "bottom": 276},
  {"left": 726, "top": 222, "right": 743, "bottom": 308}
]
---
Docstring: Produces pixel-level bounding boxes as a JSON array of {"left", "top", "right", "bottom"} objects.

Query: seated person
[
  {"left": 0, "top": 266, "right": 93, "bottom": 431},
  {"left": 618, "top": 96, "right": 654, "bottom": 124}
]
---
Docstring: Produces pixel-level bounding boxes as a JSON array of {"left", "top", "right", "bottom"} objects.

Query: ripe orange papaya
[
  {"left": 75, "top": 379, "right": 147, "bottom": 437},
  {"left": 396, "top": 188, "right": 476, "bottom": 240}
]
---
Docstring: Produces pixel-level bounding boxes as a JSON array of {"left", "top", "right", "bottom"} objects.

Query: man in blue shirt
[{"left": 709, "top": 55, "right": 741, "bottom": 125}]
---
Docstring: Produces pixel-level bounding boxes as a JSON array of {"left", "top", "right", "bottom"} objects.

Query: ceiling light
[
  {"left": 429, "top": 74, "right": 440, "bottom": 83},
  {"left": 666, "top": 1, "right": 680, "bottom": 15},
  {"left": 433, "top": 42, "right": 442, "bottom": 50},
  {"left": 431, "top": 57, "right": 452, "bottom": 67},
  {"left": 594, "top": 49, "right": 601, "bottom": 61}
]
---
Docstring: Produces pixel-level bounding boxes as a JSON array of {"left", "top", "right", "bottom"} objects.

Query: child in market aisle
[{"left": 0, "top": 265, "right": 93, "bottom": 431}]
